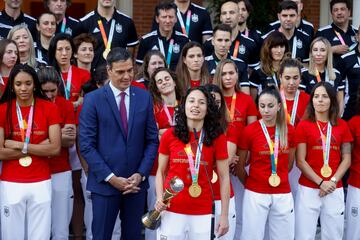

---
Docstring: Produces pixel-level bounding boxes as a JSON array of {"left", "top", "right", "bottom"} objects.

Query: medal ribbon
[
  {"left": 227, "top": 93, "right": 237, "bottom": 121},
  {"left": 317, "top": 122, "right": 332, "bottom": 166},
  {"left": 177, "top": 9, "right": 191, "bottom": 36},
  {"left": 280, "top": 89, "right": 300, "bottom": 125},
  {"left": 158, "top": 38, "right": 174, "bottom": 66},
  {"left": 334, "top": 30, "right": 346, "bottom": 45},
  {"left": 260, "top": 120, "right": 279, "bottom": 175},
  {"left": 163, "top": 103, "right": 176, "bottom": 126},
  {"left": 315, "top": 68, "right": 329, "bottom": 83},
  {"left": 272, "top": 71, "right": 279, "bottom": 88},
  {"left": 60, "top": 17, "right": 67, "bottom": 33},
  {"left": 98, "top": 19, "right": 115, "bottom": 50},
  {"left": 184, "top": 131, "right": 204, "bottom": 184},
  {"left": 61, "top": 66, "right": 72, "bottom": 100},
  {"left": 232, "top": 40, "right": 240, "bottom": 58},
  {"left": 16, "top": 100, "right": 34, "bottom": 144},
  {"left": 291, "top": 35, "right": 297, "bottom": 59}
]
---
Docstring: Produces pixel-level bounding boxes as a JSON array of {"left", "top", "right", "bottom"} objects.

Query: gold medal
[
  {"left": 19, "top": 156, "right": 32, "bottom": 167},
  {"left": 320, "top": 164, "right": 332, "bottom": 178},
  {"left": 188, "top": 183, "right": 202, "bottom": 198},
  {"left": 103, "top": 48, "right": 111, "bottom": 59},
  {"left": 268, "top": 174, "right": 281, "bottom": 187},
  {"left": 211, "top": 171, "right": 218, "bottom": 183}
]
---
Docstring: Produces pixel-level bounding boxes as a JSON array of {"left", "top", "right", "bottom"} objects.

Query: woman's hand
[
  {"left": 4, "top": 140, "right": 22, "bottom": 150},
  {"left": 154, "top": 198, "right": 167, "bottom": 212},
  {"left": 215, "top": 214, "right": 229, "bottom": 238},
  {"left": 319, "top": 180, "right": 336, "bottom": 195}
]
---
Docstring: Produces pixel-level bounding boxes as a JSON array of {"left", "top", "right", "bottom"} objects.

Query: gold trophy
[{"left": 142, "top": 176, "right": 184, "bottom": 229}]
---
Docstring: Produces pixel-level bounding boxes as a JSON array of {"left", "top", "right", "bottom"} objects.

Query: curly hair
[{"left": 174, "top": 86, "right": 225, "bottom": 146}]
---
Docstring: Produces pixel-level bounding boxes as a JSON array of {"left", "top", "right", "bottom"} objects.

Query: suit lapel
[
  {"left": 128, "top": 87, "right": 137, "bottom": 137},
  {"left": 104, "top": 84, "right": 127, "bottom": 139}
]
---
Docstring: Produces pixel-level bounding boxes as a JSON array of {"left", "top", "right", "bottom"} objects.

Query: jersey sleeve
[
  {"left": 64, "top": 101, "right": 76, "bottom": 124},
  {"left": 126, "top": 19, "right": 139, "bottom": 47},
  {"left": 48, "top": 102, "right": 62, "bottom": 126},
  {"left": 334, "top": 70, "right": 345, "bottom": 91},
  {"left": 340, "top": 119, "right": 354, "bottom": 143},
  {"left": 136, "top": 38, "right": 148, "bottom": 65},
  {"left": 214, "top": 134, "right": 228, "bottom": 160},
  {"left": 238, "top": 124, "right": 252, "bottom": 150},
  {"left": 249, "top": 68, "right": 260, "bottom": 88},
  {"left": 158, "top": 128, "right": 173, "bottom": 155},
  {"left": 295, "top": 121, "right": 307, "bottom": 144},
  {"left": 201, "top": 11, "right": 213, "bottom": 36}
]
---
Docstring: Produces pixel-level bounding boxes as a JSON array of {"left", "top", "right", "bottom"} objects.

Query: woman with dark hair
[
  {"left": 300, "top": 37, "right": 344, "bottom": 115},
  {"left": 38, "top": 66, "right": 76, "bottom": 240},
  {"left": 204, "top": 83, "right": 236, "bottom": 240},
  {"left": 73, "top": 33, "right": 96, "bottom": 73},
  {"left": 155, "top": 86, "right": 230, "bottom": 239},
  {"left": 48, "top": 33, "right": 90, "bottom": 239},
  {"left": 0, "top": 64, "right": 61, "bottom": 239},
  {"left": 35, "top": 12, "right": 57, "bottom": 64},
  {"left": 346, "top": 86, "right": 360, "bottom": 240},
  {"left": 176, "top": 42, "right": 209, "bottom": 92},
  {"left": 0, "top": 39, "right": 20, "bottom": 96},
  {"left": 278, "top": 58, "right": 310, "bottom": 198},
  {"left": 146, "top": 67, "right": 182, "bottom": 239},
  {"left": 48, "top": 33, "right": 90, "bottom": 110},
  {"left": 249, "top": 31, "right": 290, "bottom": 100},
  {"left": 295, "top": 82, "right": 352, "bottom": 240},
  {"left": 237, "top": 86, "right": 296, "bottom": 240},
  {"left": 135, "top": 49, "right": 167, "bottom": 89}
]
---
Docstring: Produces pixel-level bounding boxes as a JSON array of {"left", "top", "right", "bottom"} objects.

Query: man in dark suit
[{"left": 79, "top": 47, "right": 159, "bottom": 240}]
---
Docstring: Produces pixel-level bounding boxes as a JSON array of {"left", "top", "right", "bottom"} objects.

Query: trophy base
[{"left": 141, "top": 211, "right": 162, "bottom": 230}]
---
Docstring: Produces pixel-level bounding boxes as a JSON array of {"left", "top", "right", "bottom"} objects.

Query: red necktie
[{"left": 120, "top": 92, "right": 128, "bottom": 136}]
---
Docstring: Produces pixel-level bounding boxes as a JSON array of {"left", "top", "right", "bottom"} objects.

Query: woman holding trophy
[{"left": 155, "top": 86, "right": 230, "bottom": 240}]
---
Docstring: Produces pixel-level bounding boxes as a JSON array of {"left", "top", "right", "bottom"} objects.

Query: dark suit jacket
[{"left": 79, "top": 84, "right": 159, "bottom": 196}]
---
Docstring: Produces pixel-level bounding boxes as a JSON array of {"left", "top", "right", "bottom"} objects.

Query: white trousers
[
  {"left": 288, "top": 164, "right": 301, "bottom": 198},
  {"left": 157, "top": 211, "right": 211, "bottom": 240},
  {"left": 51, "top": 171, "right": 74, "bottom": 240},
  {"left": 230, "top": 175, "right": 245, "bottom": 240},
  {"left": 146, "top": 175, "right": 157, "bottom": 240},
  {"left": 295, "top": 185, "right": 344, "bottom": 240},
  {"left": 1, "top": 180, "right": 51, "bottom": 240},
  {"left": 214, "top": 197, "right": 236, "bottom": 240},
  {"left": 80, "top": 170, "right": 121, "bottom": 240},
  {"left": 69, "top": 144, "right": 81, "bottom": 171},
  {"left": 345, "top": 184, "right": 360, "bottom": 240},
  {"left": 240, "top": 189, "right": 294, "bottom": 240}
]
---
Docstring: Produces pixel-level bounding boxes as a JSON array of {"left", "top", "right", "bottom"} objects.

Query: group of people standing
[{"left": 0, "top": 0, "right": 359, "bottom": 240}]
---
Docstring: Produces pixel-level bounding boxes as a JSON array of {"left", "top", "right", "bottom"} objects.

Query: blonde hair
[
  {"left": 7, "top": 24, "right": 37, "bottom": 69},
  {"left": 213, "top": 59, "right": 241, "bottom": 93},
  {"left": 308, "top": 37, "right": 336, "bottom": 81}
]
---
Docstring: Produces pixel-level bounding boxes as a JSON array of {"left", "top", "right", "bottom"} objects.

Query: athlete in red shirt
[
  {"left": 295, "top": 82, "right": 352, "bottom": 240},
  {"left": 38, "top": 66, "right": 76, "bottom": 240},
  {"left": 345, "top": 87, "right": 360, "bottom": 240},
  {"left": 147, "top": 67, "right": 183, "bottom": 240},
  {"left": 155, "top": 87, "right": 230, "bottom": 239},
  {"left": 0, "top": 64, "right": 61, "bottom": 239},
  {"left": 237, "top": 86, "right": 296, "bottom": 240},
  {"left": 278, "top": 58, "right": 310, "bottom": 198}
]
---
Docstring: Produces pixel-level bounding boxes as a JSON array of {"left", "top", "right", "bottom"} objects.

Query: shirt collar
[
  {"left": 95, "top": 7, "right": 116, "bottom": 21},
  {"left": 109, "top": 81, "right": 130, "bottom": 97},
  {"left": 331, "top": 22, "right": 353, "bottom": 34},
  {"left": 1, "top": 9, "right": 24, "bottom": 22}
]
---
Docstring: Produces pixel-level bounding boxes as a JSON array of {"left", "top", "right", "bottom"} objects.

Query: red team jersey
[
  {"left": 348, "top": 116, "right": 360, "bottom": 188},
  {"left": 190, "top": 80, "right": 201, "bottom": 88},
  {"left": 151, "top": 103, "right": 176, "bottom": 176},
  {"left": 285, "top": 91, "right": 310, "bottom": 127},
  {"left": 239, "top": 121, "right": 295, "bottom": 194},
  {"left": 159, "top": 128, "right": 228, "bottom": 215},
  {"left": 61, "top": 65, "right": 90, "bottom": 102},
  {"left": 296, "top": 119, "right": 353, "bottom": 188},
  {"left": 49, "top": 97, "right": 76, "bottom": 174},
  {"left": 0, "top": 76, "right": 8, "bottom": 95},
  {"left": 0, "top": 98, "right": 61, "bottom": 183},
  {"left": 224, "top": 91, "right": 258, "bottom": 144}
]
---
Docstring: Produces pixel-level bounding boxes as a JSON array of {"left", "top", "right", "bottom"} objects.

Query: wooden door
[{"left": 0, "top": 0, "right": 97, "bottom": 19}]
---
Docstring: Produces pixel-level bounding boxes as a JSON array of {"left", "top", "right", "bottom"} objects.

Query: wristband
[{"left": 318, "top": 179, "right": 324, "bottom": 187}]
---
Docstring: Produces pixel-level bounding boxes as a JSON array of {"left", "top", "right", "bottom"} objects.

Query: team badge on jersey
[
  {"left": 192, "top": 14, "right": 199, "bottom": 23},
  {"left": 65, "top": 28, "right": 72, "bottom": 36},
  {"left": 4, "top": 206, "right": 9, "bottom": 217},
  {"left": 173, "top": 43, "right": 180, "bottom": 53},
  {"left": 93, "top": 27, "right": 100, "bottom": 33},
  {"left": 296, "top": 39, "right": 303, "bottom": 49},
  {"left": 116, "top": 23, "right": 123, "bottom": 33},
  {"left": 239, "top": 44, "right": 246, "bottom": 55},
  {"left": 352, "top": 207, "right": 358, "bottom": 217}
]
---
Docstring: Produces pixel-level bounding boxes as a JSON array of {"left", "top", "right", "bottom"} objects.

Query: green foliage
[{"left": 207, "top": 0, "right": 279, "bottom": 32}]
